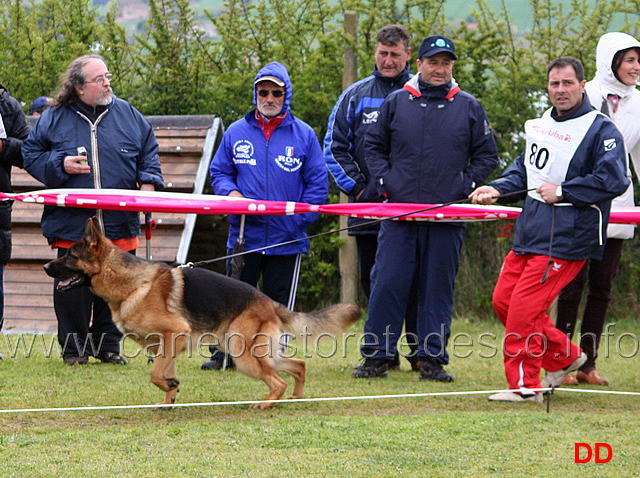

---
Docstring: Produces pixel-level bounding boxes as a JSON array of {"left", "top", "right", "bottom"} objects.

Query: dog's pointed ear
[{"left": 84, "top": 216, "right": 102, "bottom": 245}]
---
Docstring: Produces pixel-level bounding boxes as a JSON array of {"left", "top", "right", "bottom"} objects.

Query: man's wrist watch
[{"left": 555, "top": 185, "right": 563, "bottom": 200}]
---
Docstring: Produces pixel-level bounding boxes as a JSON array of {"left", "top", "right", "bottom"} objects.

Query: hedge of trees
[{"left": 2, "top": 0, "right": 640, "bottom": 319}]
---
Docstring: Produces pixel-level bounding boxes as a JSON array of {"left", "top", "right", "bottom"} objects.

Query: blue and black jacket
[
  {"left": 323, "top": 64, "right": 411, "bottom": 234},
  {"left": 491, "top": 96, "right": 629, "bottom": 261}
]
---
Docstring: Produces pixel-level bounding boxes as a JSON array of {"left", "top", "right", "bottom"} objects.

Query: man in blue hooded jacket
[{"left": 202, "top": 61, "right": 328, "bottom": 370}]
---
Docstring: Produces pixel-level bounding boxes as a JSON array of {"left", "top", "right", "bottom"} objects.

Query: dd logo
[{"left": 575, "top": 443, "right": 612, "bottom": 463}]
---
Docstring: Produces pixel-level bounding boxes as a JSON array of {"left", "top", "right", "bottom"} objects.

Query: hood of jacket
[
  {"left": 594, "top": 32, "right": 640, "bottom": 98},
  {"left": 0, "top": 83, "right": 10, "bottom": 102},
  {"left": 403, "top": 73, "right": 459, "bottom": 98},
  {"left": 253, "top": 61, "right": 292, "bottom": 116},
  {"left": 372, "top": 62, "right": 412, "bottom": 85}
]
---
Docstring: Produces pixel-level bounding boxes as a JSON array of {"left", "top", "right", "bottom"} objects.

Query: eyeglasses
[
  {"left": 85, "top": 73, "right": 113, "bottom": 85},
  {"left": 257, "top": 89, "right": 284, "bottom": 98}
]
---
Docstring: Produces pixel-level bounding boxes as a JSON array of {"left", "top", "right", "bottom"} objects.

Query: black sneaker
[
  {"left": 352, "top": 358, "right": 389, "bottom": 378},
  {"left": 97, "top": 351, "right": 127, "bottom": 365},
  {"left": 201, "top": 357, "right": 235, "bottom": 370},
  {"left": 419, "top": 358, "right": 454, "bottom": 382}
]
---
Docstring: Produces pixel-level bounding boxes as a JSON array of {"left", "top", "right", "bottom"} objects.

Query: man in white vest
[{"left": 469, "top": 56, "right": 628, "bottom": 403}]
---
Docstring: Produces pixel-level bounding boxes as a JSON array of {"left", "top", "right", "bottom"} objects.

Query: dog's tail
[{"left": 275, "top": 303, "right": 361, "bottom": 339}]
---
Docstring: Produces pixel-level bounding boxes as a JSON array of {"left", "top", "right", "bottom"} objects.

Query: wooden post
[{"left": 339, "top": 11, "right": 359, "bottom": 305}]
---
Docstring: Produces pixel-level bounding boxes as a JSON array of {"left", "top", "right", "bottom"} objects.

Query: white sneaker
[
  {"left": 541, "top": 352, "right": 587, "bottom": 389},
  {"left": 488, "top": 391, "right": 543, "bottom": 403}
]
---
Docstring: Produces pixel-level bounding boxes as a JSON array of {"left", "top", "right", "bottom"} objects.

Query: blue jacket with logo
[
  {"left": 366, "top": 75, "right": 499, "bottom": 205},
  {"left": 491, "top": 96, "right": 628, "bottom": 261},
  {"left": 323, "top": 64, "right": 412, "bottom": 234},
  {"left": 209, "top": 62, "right": 328, "bottom": 255},
  {"left": 22, "top": 95, "right": 164, "bottom": 243}
]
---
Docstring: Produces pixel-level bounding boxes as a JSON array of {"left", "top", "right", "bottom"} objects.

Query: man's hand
[
  {"left": 228, "top": 190, "right": 245, "bottom": 198},
  {"left": 63, "top": 155, "right": 91, "bottom": 174},
  {"left": 469, "top": 185, "right": 500, "bottom": 205},
  {"left": 536, "top": 183, "right": 561, "bottom": 204}
]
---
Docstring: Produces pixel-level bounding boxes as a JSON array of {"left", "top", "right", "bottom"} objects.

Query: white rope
[{"left": 1, "top": 387, "right": 638, "bottom": 414}]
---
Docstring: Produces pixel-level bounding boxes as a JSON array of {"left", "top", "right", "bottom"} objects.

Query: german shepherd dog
[{"left": 44, "top": 217, "right": 360, "bottom": 409}]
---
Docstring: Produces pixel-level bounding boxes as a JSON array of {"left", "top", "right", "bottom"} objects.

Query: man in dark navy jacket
[
  {"left": 324, "top": 24, "right": 421, "bottom": 371},
  {"left": 470, "top": 57, "right": 628, "bottom": 402},
  {"left": 0, "top": 84, "right": 30, "bottom": 360},
  {"left": 354, "top": 35, "right": 498, "bottom": 381}
]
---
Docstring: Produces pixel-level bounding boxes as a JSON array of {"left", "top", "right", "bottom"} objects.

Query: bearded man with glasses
[
  {"left": 23, "top": 54, "right": 164, "bottom": 366},
  {"left": 203, "top": 61, "right": 328, "bottom": 371}
]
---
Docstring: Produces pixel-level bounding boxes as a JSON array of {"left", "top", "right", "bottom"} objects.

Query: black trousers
[
  {"left": 54, "top": 247, "right": 126, "bottom": 357},
  {"left": 556, "top": 238, "right": 624, "bottom": 372}
]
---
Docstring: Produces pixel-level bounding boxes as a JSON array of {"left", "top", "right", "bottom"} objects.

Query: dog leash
[{"left": 181, "top": 188, "right": 533, "bottom": 269}]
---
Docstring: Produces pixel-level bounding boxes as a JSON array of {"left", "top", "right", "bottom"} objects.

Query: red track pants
[{"left": 493, "top": 251, "right": 585, "bottom": 391}]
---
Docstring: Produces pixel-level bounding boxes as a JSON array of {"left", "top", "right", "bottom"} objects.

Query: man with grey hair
[{"left": 23, "top": 54, "right": 164, "bottom": 366}]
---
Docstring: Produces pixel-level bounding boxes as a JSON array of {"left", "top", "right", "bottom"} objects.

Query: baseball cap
[
  {"left": 29, "top": 96, "right": 50, "bottom": 114},
  {"left": 253, "top": 75, "right": 285, "bottom": 87},
  {"left": 418, "top": 35, "right": 457, "bottom": 60}
]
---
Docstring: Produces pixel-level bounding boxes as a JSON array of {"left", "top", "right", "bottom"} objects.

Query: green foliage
[
  {"left": 0, "top": 0, "right": 103, "bottom": 102},
  {"left": 100, "top": 2, "right": 138, "bottom": 100},
  {"left": 133, "top": 0, "right": 215, "bottom": 115},
  {"left": 1, "top": 0, "right": 640, "bottom": 316}
]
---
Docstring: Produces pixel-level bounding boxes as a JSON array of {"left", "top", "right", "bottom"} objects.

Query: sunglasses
[{"left": 257, "top": 89, "right": 285, "bottom": 98}]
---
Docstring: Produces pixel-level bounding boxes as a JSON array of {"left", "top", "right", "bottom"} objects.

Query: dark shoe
[
  {"left": 409, "top": 360, "right": 424, "bottom": 372},
  {"left": 352, "top": 358, "right": 389, "bottom": 378},
  {"left": 201, "top": 357, "right": 235, "bottom": 370},
  {"left": 97, "top": 351, "right": 127, "bottom": 365},
  {"left": 576, "top": 369, "right": 608, "bottom": 385},
  {"left": 64, "top": 355, "right": 89, "bottom": 366},
  {"left": 419, "top": 358, "right": 454, "bottom": 382},
  {"left": 0, "top": 351, "right": 4, "bottom": 360},
  {"left": 389, "top": 353, "right": 401, "bottom": 371}
]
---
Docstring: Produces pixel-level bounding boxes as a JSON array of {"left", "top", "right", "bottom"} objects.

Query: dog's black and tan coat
[{"left": 45, "top": 217, "right": 360, "bottom": 409}]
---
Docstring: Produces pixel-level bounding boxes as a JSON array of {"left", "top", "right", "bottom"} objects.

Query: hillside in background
[
  {"left": 98, "top": 0, "right": 570, "bottom": 38},
  {"left": 97, "top": 0, "right": 223, "bottom": 37}
]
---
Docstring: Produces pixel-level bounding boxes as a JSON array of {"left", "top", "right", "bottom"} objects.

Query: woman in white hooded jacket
[{"left": 556, "top": 32, "right": 640, "bottom": 385}]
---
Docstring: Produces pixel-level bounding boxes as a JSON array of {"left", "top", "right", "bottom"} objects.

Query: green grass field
[{"left": 1, "top": 318, "right": 639, "bottom": 476}]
